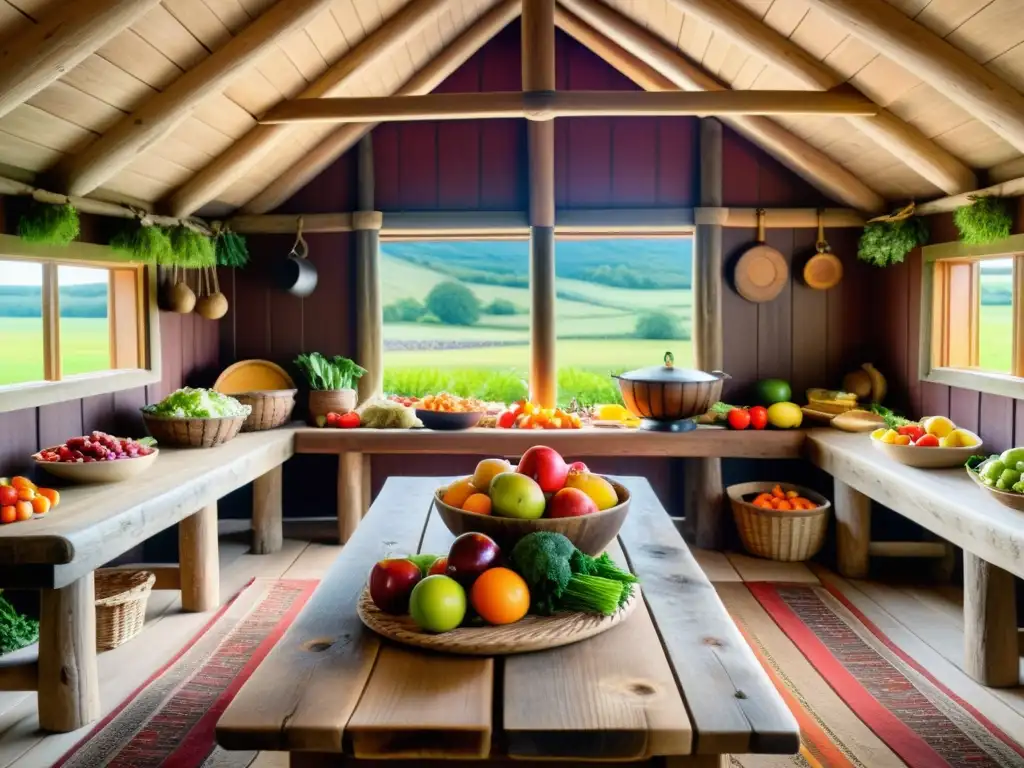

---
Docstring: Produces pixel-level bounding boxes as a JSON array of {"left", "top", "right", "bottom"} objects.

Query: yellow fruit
[
  {"left": 939, "top": 433, "right": 959, "bottom": 448},
  {"left": 766, "top": 401, "right": 803, "bottom": 429},
  {"left": 880, "top": 429, "right": 898, "bottom": 444},
  {"left": 922, "top": 415, "right": 955, "bottom": 438},
  {"left": 442, "top": 477, "right": 477, "bottom": 508},
  {"left": 564, "top": 471, "right": 619, "bottom": 510},
  {"left": 471, "top": 458, "right": 511, "bottom": 492},
  {"left": 597, "top": 403, "right": 630, "bottom": 421},
  {"left": 950, "top": 428, "right": 979, "bottom": 447},
  {"left": 870, "top": 427, "right": 887, "bottom": 440},
  {"left": 894, "top": 434, "right": 912, "bottom": 446}
]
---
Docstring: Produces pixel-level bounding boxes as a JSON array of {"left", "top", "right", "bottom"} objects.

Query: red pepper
[{"left": 338, "top": 412, "right": 361, "bottom": 429}]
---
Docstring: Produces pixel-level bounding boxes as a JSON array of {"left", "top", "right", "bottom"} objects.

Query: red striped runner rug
[{"left": 55, "top": 578, "right": 317, "bottom": 768}]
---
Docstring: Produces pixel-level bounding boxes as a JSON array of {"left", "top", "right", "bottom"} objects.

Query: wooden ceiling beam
[
  {"left": 665, "top": 0, "right": 976, "bottom": 196},
  {"left": 557, "top": 0, "right": 885, "bottom": 212},
  {"left": 239, "top": 0, "right": 521, "bottom": 215},
  {"left": 258, "top": 89, "right": 879, "bottom": 123},
  {"left": 163, "top": 0, "right": 451, "bottom": 218},
  {"left": 54, "top": 0, "right": 342, "bottom": 198},
  {"left": 0, "top": 0, "right": 163, "bottom": 121},
  {"left": 916, "top": 178, "right": 1024, "bottom": 216},
  {"left": 804, "top": 0, "right": 1024, "bottom": 156}
]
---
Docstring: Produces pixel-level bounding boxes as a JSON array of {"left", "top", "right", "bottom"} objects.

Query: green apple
[
  {"left": 488, "top": 472, "right": 546, "bottom": 519},
  {"left": 999, "top": 448, "right": 1024, "bottom": 468},
  {"left": 409, "top": 575, "right": 466, "bottom": 633}
]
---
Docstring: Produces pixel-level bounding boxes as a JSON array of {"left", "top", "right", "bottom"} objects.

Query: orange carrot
[
  {"left": 775, "top": 500, "right": 793, "bottom": 511},
  {"left": 772, "top": 485, "right": 785, "bottom": 499}
]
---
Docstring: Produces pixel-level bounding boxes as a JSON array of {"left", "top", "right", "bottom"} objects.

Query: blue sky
[{"left": 0, "top": 262, "right": 107, "bottom": 286}]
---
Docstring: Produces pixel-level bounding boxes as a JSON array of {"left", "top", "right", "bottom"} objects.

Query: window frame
[
  {"left": 0, "top": 234, "right": 160, "bottom": 413},
  {"left": 920, "top": 236, "right": 1024, "bottom": 399}
]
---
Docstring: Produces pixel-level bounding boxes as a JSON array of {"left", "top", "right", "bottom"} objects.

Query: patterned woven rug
[
  {"left": 721, "top": 581, "right": 1024, "bottom": 768},
  {"left": 55, "top": 578, "right": 317, "bottom": 768}
]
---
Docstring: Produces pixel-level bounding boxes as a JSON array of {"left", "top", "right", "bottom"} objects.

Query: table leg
[
  {"left": 339, "top": 451, "right": 363, "bottom": 544},
  {"left": 686, "top": 457, "right": 724, "bottom": 550},
  {"left": 252, "top": 465, "right": 284, "bottom": 554},
  {"left": 833, "top": 479, "right": 870, "bottom": 578},
  {"left": 180, "top": 504, "right": 220, "bottom": 612},
  {"left": 964, "top": 553, "right": 1019, "bottom": 687},
  {"left": 38, "top": 573, "right": 100, "bottom": 732},
  {"left": 361, "top": 454, "right": 372, "bottom": 518}
]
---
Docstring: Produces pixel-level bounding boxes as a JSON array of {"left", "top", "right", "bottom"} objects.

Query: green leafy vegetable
[
  {"left": 294, "top": 352, "right": 367, "bottom": 391},
  {"left": 167, "top": 225, "right": 216, "bottom": 268},
  {"left": 510, "top": 532, "right": 637, "bottom": 616},
  {"left": 858, "top": 215, "right": 928, "bottom": 267},
  {"left": 0, "top": 592, "right": 38, "bottom": 655},
  {"left": 954, "top": 196, "right": 1012, "bottom": 246},
  {"left": 143, "top": 387, "right": 251, "bottom": 418},
  {"left": 964, "top": 454, "right": 988, "bottom": 473},
  {"left": 870, "top": 404, "right": 913, "bottom": 430},
  {"left": 215, "top": 230, "right": 249, "bottom": 268},
  {"left": 18, "top": 202, "right": 79, "bottom": 246},
  {"left": 110, "top": 223, "right": 172, "bottom": 264}
]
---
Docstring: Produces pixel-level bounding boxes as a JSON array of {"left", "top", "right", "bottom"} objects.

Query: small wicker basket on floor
[
  {"left": 141, "top": 412, "right": 246, "bottom": 448},
  {"left": 727, "top": 482, "right": 831, "bottom": 562},
  {"left": 95, "top": 570, "right": 156, "bottom": 651},
  {"left": 235, "top": 390, "right": 296, "bottom": 431}
]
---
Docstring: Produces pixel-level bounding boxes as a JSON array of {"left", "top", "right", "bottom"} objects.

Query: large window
[{"left": 382, "top": 236, "right": 693, "bottom": 405}]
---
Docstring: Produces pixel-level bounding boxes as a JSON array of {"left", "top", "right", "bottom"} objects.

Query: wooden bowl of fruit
[
  {"left": 433, "top": 449, "right": 630, "bottom": 556},
  {"left": 870, "top": 417, "right": 982, "bottom": 469},
  {"left": 33, "top": 432, "right": 159, "bottom": 484}
]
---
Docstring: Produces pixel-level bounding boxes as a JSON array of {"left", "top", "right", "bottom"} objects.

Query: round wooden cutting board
[
  {"left": 357, "top": 587, "right": 639, "bottom": 655},
  {"left": 735, "top": 245, "right": 789, "bottom": 302},
  {"left": 213, "top": 359, "right": 295, "bottom": 394}
]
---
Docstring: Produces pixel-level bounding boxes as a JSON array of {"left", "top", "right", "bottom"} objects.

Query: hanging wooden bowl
[
  {"left": 734, "top": 209, "right": 788, "bottom": 303},
  {"left": 357, "top": 587, "right": 639, "bottom": 655},
  {"left": 803, "top": 252, "right": 843, "bottom": 290}
]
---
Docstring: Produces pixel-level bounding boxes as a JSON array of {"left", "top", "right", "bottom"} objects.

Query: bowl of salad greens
[{"left": 141, "top": 388, "right": 252, "bottom": 448}]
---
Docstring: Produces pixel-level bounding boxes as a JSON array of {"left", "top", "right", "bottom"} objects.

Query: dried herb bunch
[
  {"left": 18, "top": 201, "right": 79, "bottom": 246},
  {"left": 954, "top": 196, "right": 1012, "bottom": 246},
  {"left": 214, "top": 229, "right": 249, "bottom": 268},
  {"left": 857, "top": 209, "right": 928, "bottom": 268},
  {"left": 110, "top": 222, "right": 172, "bottom": 263},
  {"left": 167, "top": 225, "right": 216, "bottom": 268}
]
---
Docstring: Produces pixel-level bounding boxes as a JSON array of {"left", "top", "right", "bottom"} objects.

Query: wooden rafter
[
  {"left": 0, "top": 0, "right": 163, "bottom": 121},
  {"left": 239, "top": 0, "right": 522, "bottom": 215},
  {"left": 664, "top": 0, "right": 976, "bottom": 195},
  {"left": 54, "top": 0, "right": 340, "bottom": 198},
  {"left": 557, "top": 0, "right": 885, "bottom": 212},
  {"left": 258, "top": 89, "right": 879, "bottom": 123},
  {"left": 164, "top": 0, "right": 452, "bottom": 218},
  {"left": 804, "top": 0, "right": 1024, "bottom": 156}
]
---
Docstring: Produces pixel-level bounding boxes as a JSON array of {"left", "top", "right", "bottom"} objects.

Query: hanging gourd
[
  {"left": 195, "top": 265, "right": 229, "bottom": 320},
  {"left": 18, "top": 200, "right": 79, "bottom": 246},
  {"left": 857, "top": 202, "right": 928, "bottom": 267},
  {"left": 166, "top": 265, "right": 196, "bottom": 314},
  {"left": 954, "top": 195, "right": 1011, "bottom": 246}
]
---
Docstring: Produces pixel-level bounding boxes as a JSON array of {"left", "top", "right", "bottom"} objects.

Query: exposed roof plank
[
  {"left": 804, "top": 0, "right": 1024, "bottom": 154},
  {"left": 665, "top": 0, "right": 975, "bottom": 194},
  {"left": 0, "top": 0, "right": 164, "bottom": 121}
]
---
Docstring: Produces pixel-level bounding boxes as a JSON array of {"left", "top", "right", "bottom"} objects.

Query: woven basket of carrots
[{"left": 727, "top": 482, "right": 831, "bottom": 562}]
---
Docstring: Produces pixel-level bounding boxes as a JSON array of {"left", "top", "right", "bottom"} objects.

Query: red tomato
[
  {"left": 914, "top": 433, "right": 939, "bottom": 447},
  {"left": 0, "top": 486, "right": 16, "bottom": 507},
  {"left": 339, "top": 412, "right": 361, "bottom": 428},
  {"left": 898, "top": 424, "right": 926, "bottom": 443},
  {"left": 497, "top": 409, "right": 517, "bottom": 429},
  {"left": 326, "top": 412, "right": 340, "bottom": 428},
  {"left": 727, "top": 408, "right": 751, "bottom": 430},
  {"left": 748, "top": 405, "right": 768, "bottom": 430}
]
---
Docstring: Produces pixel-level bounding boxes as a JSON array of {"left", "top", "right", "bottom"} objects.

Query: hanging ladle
[{"left": 276, "top": 216, "right": 318, "bottom": 297}]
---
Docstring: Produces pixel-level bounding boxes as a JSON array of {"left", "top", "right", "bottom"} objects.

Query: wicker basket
[
  {"left": 235, "top": 389, "right": 297, "bottom": 432},
  {"left": 308, "top": 388, "right": 356, "bottom": 424},
  {"left": 728, "top": 482, "right": 831, "bottom": 562},
  {"left": 141, "top": 412, "right": 246, "bottom": 448},
  {"left": 95, "top": 570, "right": 156, "bottom": 651}
]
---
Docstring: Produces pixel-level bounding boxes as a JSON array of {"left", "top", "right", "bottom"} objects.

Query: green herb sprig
[
  {"left": 870, "top": 403, "right": 914, "bottom": 430},
  {"left": 167, "top": 225, "right": 215, "bottom": 268},
  {"left": 0, "top": 592, "right": 38, "bottom": 655},
  {"left": 18, "top": 202, "right": 79, "bottom": 246},
  {"left": 954, "top": 196, "right": 1012, "bottom": 246},
  {"left": 110, "top": 223, "right": 172, "bottom": 264},
  {"left": 215, "top": 230, "right": 249, "bottom": 268},
  {"left": 295, "top": 352, "right": 367, "bottom": 391},
  {"left": 858, "top": 215, "right": 929, "bottom": 268}
]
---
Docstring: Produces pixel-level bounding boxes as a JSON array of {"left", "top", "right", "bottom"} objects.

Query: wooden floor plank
[
  {"left": 725, "top": 553, "right": 819, "bottom": 584},
  {"left": 690, "top": 549, "right": 742, "bottom": 583}
]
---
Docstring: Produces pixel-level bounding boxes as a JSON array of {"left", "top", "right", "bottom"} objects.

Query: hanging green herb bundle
[
  {"left": 857, "top": 204, "right": 928, "bottom": 267},
  {"left": 214, "top": 228, "right": 249, "bottom": 268},
  {"left": 167, "top": 225, "right": 215, "bottom": 268},
  {"left": 18, "top": 201, "right": 79, "bottom": 246},
  {"left": 954, "top": 196, "right": 1011, "bottom": 246},
  {"left": 110, "top": 222, "right": 172, "bottom": 264}
]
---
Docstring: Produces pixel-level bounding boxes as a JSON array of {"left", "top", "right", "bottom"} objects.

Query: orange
[
  {"left": 441, "top": 477, "right": 477, "bottom": 508},
  {"left": 461, "top": 493, "right": 492, "bottom": 515},
  {"left": 16, "top": 487, "right": 35, "bottom": 502},
  {"left": 32, "top": 496, "right": 51, "bottom": 515},
  {"left": 10, "top": 476, "right": 36, "bottom": 492},
  {"left": 0, "top": 506, "right": 14, "bottom": 524},
  {"left": 14, "top": 500, "right": 33, "bottom": 521},
  {"left": 470, "top": 567, "right": 530, "bottom": 625},
  {"left": 37, "top": 488, "right": 59, "bottom": 507}
]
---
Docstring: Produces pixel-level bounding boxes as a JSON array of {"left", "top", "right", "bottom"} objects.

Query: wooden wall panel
[{"left": 721, "top": 127, "right": 832, "bottom": 208}]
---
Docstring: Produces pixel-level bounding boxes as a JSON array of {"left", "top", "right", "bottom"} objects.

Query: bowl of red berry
[{"left": 33, "top": 432, "right": 159, "bottom": 484}]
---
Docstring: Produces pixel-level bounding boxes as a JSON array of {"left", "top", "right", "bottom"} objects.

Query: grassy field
[
  {"left": 0, "top": 317, "right": 109, "bottom": 385},
  {"left": 978, "top": 304, "right": 1012, "bottom": 372}
]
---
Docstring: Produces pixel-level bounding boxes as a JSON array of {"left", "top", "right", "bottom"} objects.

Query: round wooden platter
[{"left": 357, "top": 587, "right": 640, "bottom": 655}]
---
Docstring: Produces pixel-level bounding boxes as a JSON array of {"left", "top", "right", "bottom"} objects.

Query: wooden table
[
  {"left": 216, "top": 475, "right": 799, "bottom": 767},
  {"left": 0, "top": 429, "right": 293, "bottom": 732},
  {"left": 806, "top": 428, "right": 1024, "bottom": 688},
  {"left": 295, "top": 426, "right": 806, "bottom": 545}
]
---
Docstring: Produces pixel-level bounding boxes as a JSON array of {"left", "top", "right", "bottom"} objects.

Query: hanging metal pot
[
  {"left": 803, "top": 209, "right": 843, "bottom": 290},
  {"left": 276, "top": 217, "right": 317, "bottom": 297}
]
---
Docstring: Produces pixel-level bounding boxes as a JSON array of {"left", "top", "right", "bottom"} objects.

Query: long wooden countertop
[
  {"left": 0, "top": 429, "right": 294, "bottom": 589},
  {"left": 293, "top": 424, "right": 807, "bottom": 458}
]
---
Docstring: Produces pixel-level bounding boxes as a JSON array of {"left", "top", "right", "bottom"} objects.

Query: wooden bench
[
  {"left": 0, "top": 429, "right": 293, "bottom": 732},
  {"left": 215, "top": 475, "right": 799, "bottom": 766},
  {"left": 806, "top": 428, "right": 1023, "bottom": 688}
]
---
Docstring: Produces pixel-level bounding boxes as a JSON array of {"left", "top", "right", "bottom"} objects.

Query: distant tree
[
  {"left": 635, "top": 311, "right": 681, "bottom": 340},
  {"left": 484, "top": 298, "right": 520, "bottom": 315},
  {"left": 383, "top": 297, "right": 427, "bottom": 323},
  {"left": 425, "top": 281, "right": 481, "bottom": 326}
]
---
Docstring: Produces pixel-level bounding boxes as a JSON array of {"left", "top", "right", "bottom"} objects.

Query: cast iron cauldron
[{"left": 613, "top": 352, "right": 730, "bottom": 432}]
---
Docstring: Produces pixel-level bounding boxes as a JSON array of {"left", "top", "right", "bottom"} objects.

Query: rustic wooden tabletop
[{"left": 215, "top": 475, "right": 798, "bottom": 766}]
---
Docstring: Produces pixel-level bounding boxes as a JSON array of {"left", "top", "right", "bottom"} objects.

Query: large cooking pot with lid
[{"left": 613, "top": 352, "right": 730, "bottom": 432}]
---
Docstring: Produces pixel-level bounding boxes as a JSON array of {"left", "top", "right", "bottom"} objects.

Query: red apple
[
  {"left": 368, "top": 558, "right": 422, "bottom": 614},
  {"left": 516, "top": 445, "right": 569, "bottom": 493},
  {"left": 428, "top": 556, "right": 448, "bottom": 576},
  {"left": 548, "top": 487, "right": 599, "bottom": 518},
  {"left": 447, "top": 532, "right": 501, "bottom": 585},
  {"left": 568, "top": 461, "right": 588, "bottom": 473}
]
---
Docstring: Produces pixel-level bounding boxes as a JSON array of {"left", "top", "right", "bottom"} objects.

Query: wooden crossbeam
[{"left": 258, "top": 89, "right": 878, "bottom": 124}]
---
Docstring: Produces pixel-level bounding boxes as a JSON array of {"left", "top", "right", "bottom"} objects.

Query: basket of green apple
[
  {"left": 967, "top": 447, "right": 1024, "bottom": 511},
  {"left": 432, "top": 446, "right": 630, "bottom": 556}
]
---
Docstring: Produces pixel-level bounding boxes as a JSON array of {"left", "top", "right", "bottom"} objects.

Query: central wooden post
[{"left": 524, "top": 0, "right": 557, "bottom": 408}]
